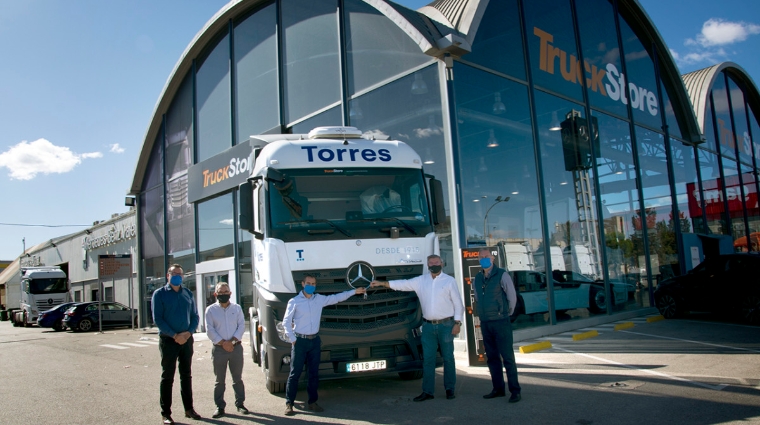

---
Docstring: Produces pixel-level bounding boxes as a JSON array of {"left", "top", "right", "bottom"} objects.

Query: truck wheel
[
  {"left": 588, "top": 287, "right": 606, "bottom": 314},
  {"left": 12, "top": 312, "right": 20, "bottom": 327},
  {"left": 398, "top": 370, "right": 423, "bottom": 380},
  {"left": 23, "top": 312, "right": 31, "bottom": 327},
  {"left": 249, "top": 317, "right": 261, "bottom": 365},
  {"left": 52, "top": 320, "right": 65, "bottom": 332},
  {"left": 265, "top": 377, "right": 286, "bottom": 394}
]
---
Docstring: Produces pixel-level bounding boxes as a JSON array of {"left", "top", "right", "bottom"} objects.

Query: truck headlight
[{"left": 274, "top": 320, "right": 291, "bottom": 343}]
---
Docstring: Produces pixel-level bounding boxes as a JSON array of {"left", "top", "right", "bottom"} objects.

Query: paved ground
[{"left": 0, "top": 312, "right": 758, "bottom": 424}]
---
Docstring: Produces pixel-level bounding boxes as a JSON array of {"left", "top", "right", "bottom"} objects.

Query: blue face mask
[
  {"left": 169, "top": 275, "right": 183, "bottom": 286},
  {"left": 303, "top": 284, "right": 316, "bottom": 295},
  {"left": 479, "top": 258, "right": 492, "bottom": 269}
]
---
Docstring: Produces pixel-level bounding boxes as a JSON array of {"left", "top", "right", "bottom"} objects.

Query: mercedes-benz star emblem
[{"left": 345, "top": 261, "right": 375, "bottom": 290}]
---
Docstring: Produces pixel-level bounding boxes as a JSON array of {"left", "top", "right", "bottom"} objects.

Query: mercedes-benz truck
[{"left": 11, "top": 266, "right": 69, "bottom": 327}]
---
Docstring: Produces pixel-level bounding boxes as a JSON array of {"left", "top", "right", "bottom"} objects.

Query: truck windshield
[
  {"left": 28, "top": 278, "right": 68, "bottom": 294},
  {"left": 267, "top": 167, "right": 433, "bottom": 242}
]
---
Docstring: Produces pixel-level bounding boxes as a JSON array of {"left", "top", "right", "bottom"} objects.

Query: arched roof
[{"left": 682, "top": 62, "right": 760, "bottom": 135}]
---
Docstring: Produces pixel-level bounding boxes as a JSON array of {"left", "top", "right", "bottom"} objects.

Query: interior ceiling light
[
  {"left": 487, "top": 129, "right": 499, "bottom": 148},
  {"left": 549, "top": 111, "right": 562, "bottom": 131},
  {"left": 411, "top": 72, "right": 428, "bottom": 95},
  {"left": 492, "top": 92, "right": 506, "bottom": 115}
]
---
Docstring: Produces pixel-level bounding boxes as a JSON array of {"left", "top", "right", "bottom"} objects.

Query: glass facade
[{"left": 133, "top": 0, "right": 760, "bottom": 336}]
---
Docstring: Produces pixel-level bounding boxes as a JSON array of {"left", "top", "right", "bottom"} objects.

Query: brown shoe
[
  {"left": 284, "top": 403, "right": 295, "bottom": 416},
  {"left": 308, "top": 403, "right": 324, "bottom": 412}
]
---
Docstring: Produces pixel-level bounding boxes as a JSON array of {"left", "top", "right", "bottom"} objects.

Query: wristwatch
[{"left": 454, "top": 320, "right": 462, "bottom": 326}]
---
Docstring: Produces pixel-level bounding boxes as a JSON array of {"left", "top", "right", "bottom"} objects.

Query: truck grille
[
  {"left": 292, "top": 265, "right": 423, "bottom": 332},
  {"left": 35, "top": 300, "right": 65, "bottom": 311}
]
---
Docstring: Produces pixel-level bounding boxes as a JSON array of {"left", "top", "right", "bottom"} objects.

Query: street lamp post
[{"left": 483, "top": 196, "right": 510, "bottom": 245}]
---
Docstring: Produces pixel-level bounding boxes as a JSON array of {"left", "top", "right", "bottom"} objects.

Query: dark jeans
[
  {"left": 481, "top": 319, "right": 521, "bottom": 395},
  {"left": 421, "top": 321, "right": 456, "bottom": 395},
  {"left": 159, "top": 335, "right": 194, "bottom": 416},
  {"left": 212, "top": 344, "right": 245, "bottom": 409},
  {"left": 285, "top": 336, "right": 321, "bottom": 405}
]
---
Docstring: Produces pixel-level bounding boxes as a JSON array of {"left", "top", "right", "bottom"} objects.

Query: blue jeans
[
  {"left": 285, "top": 336, "right": 321, "bottom": 405},
  {"left": 421, "top": 321, "right": 456, "bottom": 395},
  {"left": 482, "top": 319, "right": 521, "bottom": 395}
]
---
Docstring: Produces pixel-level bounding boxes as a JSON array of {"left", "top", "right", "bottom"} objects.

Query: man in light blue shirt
[
  {"left": 205, "top": 282, "right": 248, "bottom": 419},
  {"left": 282, "top": 274, "right": 366, "bottom": 416}
]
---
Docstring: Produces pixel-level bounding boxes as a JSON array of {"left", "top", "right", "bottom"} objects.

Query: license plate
[{"left": 346, "top": 360, "right": 387, "bottom": 373}]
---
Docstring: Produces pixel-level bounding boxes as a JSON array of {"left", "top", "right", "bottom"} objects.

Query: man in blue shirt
[
  {"left": 282, "top": 274, "right": 365, "bottom": 416},
  {"left": 152, "top": 264, "right": 201, "bottom": 425},
  {"left": 205, "top": 282, "right": 248, "bottom": 418}
]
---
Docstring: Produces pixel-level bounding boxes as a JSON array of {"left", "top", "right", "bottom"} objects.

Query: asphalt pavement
[{"left": 0, "top": 312, "right": 758, "bottom": 425}]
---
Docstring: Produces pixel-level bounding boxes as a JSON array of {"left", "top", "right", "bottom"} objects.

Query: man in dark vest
[{"left": 473, "top": 248, "right": 522, "bottom": 403}]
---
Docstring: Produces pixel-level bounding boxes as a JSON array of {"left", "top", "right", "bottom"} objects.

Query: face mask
[
  {"left": 303, "top": 284, "right": 316, "bottom": 295},
  {"left": 216, "top": 294, "right": 231, "bottom": 303},
  {"left": 479, "top": 258, "right": 492, "bottom": 269},
  {"left": 169, "top": 275, "right": 183, "bottom": 286},
  {"left": 429, "top": 265, "right": 442, "bottom": 274}
]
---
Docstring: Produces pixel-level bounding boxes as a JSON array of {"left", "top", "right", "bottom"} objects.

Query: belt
[
  {"left": 295, "top": 333, "right": 319, "bottom": 339},
  {"left": 423, "top": 316, "right": 453, "bottom": 325}
]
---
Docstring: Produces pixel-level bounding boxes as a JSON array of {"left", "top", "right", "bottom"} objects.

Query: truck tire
[
  {"left": 249, "top": 316, "right": 261, "bottom": 365},
  {"left": 588, "top": 286, "right": 606, "bottom": 314},
  {"left": 23, "top": 311, "right": 31, "bottom": 327},
  {"left": 266, "top": 377, "right": 286, "bottom": 394},
  {"left": 398, "top": 370, "right": 423, "bottom": 380},
  {"left": 261, "top": 343, "right": 286, "bottom": 394},
  {"left": 12, "top": 312, "right": 20, "bottom": 327}
]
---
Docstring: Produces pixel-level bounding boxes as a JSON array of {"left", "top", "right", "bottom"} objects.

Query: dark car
[
  {"left": 37, "top": 302, "right": 77, "bottom": 331},
  {"left": 654, "top": 253, "right": 760, "bottom": 324},
  {"left": 62, "top": 301, "right": 138, "bottom": 332}
]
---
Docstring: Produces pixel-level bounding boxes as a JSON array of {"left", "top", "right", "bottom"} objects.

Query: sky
[{"left": 1, "top": 0, "right": 759, "bottom": 260}]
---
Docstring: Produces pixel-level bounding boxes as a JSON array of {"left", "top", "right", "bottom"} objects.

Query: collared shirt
[
  {"left": 283, "top": 289, "right": 356, "bottom": 343},
  {"left": 389, "top": 272, "right": 465, "bottom": 322},
  {"left": 481, "top": 267, "right": 517, "bottom": 316},
  {"left": 152, "top": 283, "right": 199, "bottom": 338},
  {"left": 205, "top": 301, "right": 245, "bottom": 345}
]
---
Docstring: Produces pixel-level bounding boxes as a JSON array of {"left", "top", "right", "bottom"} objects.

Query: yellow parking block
[
  {"left": 614, "top": 322, "right": 635, "bottom": 331},
  {"left": 646, "top": 315, "right": 665, "bottom": 323},
  {"left": 519, "top": 340, "right": 552, "bottom": 354},
  {"left": 572, "top": 330, "right": 599, "bottom": 341}
]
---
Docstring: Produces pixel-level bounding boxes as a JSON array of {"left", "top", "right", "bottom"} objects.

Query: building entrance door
[{"left": 198, "top": 270, "right": 234, "bottom": 331}]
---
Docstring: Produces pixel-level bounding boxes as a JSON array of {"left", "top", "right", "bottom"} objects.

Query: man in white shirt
[
  {"left": 371, "top": 254, "right": 465, "bottom": 401},
  {"left": 205, "top": 283, "right": 248, "bottom": 418}
]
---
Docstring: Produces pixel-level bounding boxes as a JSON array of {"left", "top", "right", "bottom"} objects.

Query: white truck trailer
[
  {"left": 10, "top": 266, "right": 69, "bottom": 327},
  {"left": 238, "top": 126, "right": 446, "bottom": 393}
]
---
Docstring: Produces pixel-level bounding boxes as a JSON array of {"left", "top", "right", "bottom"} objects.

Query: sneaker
[
  {"left": 212, "top": 408, "right": 224, "bottom": 418},
  {"left": 509, "top": 393, "right": 522, "bottom": 403},
  {"left": 284, "top": 403, "right": 295, "bottom": 416},
  {"left": 308, "top": 403, "right": 324, "bottom": 412},
  {"left": 446, "top": 389, "right": 455, "bottom": 400},
  {"left": 161, "top": 415, "right": 174, "bottom": 425}
]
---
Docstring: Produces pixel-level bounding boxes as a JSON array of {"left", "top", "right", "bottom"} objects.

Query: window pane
[
  {"left": 197, "top": 193, "right": 235, "bottom": 262},
  {"left": 454, "top": 63, "right": 550, "bottom": 327},
  {"left": 197, "top": 32, "right": 232, "bottom": 162},
  {"left": 751, "top": 105, "right": 760, "bottom": 165},
  {"left": 698, "top": 148, "right": 729, "bottom": 235},
  {"left": 576, "top": 0, "right": 626, "bottom": 118},
  {"left": 282, "top": 0, "right": 340, "bottom": 124},
  {"left": 710, "top": 73, "right": 735, "bottom": 159},
  {"left": 234, "top": 3, "right": 279, "bottom": 143},
  {"left": 465, "top": 0, "right": 525, "bottom": 80},
  {"left": 618, "top": 16, "right": 661, "bottom": 130},
  {"left": 722, "top": 158, "right": 746, "bottom": 243},
  {"left": 594, "top": 112, "right": 649, "bottom": 306},
  {"left": 523, "top": 0, "right": 583, "bottom": 101},
  {"left": 140, "top": 187, "right": 165, "bottom": 259},
  {"left": 636, "top": 127, "right": 676, "bottom": 287},
  {"left": 143, "top": 131, "right": 163, "bottom": 191},
  {"left": 671, "top": 140, "right": 700, "bottom": 234},
  {"left": 291, "top": 105, "right": 342, "bottom": 134},
  {"left": 344, "top": 0, "right": 431, "bottom": 95},
  {"left": 728, "top": 76, "right": 752, "bottom": 165}
]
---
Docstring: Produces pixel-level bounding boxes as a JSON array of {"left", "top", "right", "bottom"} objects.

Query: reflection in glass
[
  {"left": 728, "top": 76, "right": 753, "bottom": 165},
  {"left": 710, "top": 74, "right": 736, "bottom": 159},
  {"left": 464, "top": 0, "right": 525, "bottom": 80},
  {"left": 670, "top": 140, "right": 701, "bottom": 234},
  {"left": 618, "top": 15, "right": 661, "bottom": 130},
  {"left": 698, "top": 148, "right": 729, "bottom": 235},
  {"left": 198, "top": 193, "right": 235, "bottom": 262},
  {"left": 722, "top": 158, "right": 747, "bottom": 243}
]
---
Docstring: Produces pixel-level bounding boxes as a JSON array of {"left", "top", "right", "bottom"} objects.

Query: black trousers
[{"left": 159, "top": 335, "right": 194, "bottom": 416}]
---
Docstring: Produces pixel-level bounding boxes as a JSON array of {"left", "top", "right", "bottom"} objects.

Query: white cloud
[
  {"left": 695, "top": 18, "right": 760, "bottom": 47},
  {"left": 109, "top": 143, "right": 125, "bottom": 154},
  {"left": 219, "top": 219, "right": 234, "bottom": 226},
  {"left": 414, "top": 126, "right": 442, "bottom": 138},
  {"left": 0, "top": 139, "right": 102, "bottom": 180}
]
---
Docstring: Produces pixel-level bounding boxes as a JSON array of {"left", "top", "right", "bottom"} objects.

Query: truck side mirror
[
  {"left": 429, "top": 178, "right": 446, "bottom": 225},
  {"left": 239, "top": 180, "right": 254, "bottom": 233}
]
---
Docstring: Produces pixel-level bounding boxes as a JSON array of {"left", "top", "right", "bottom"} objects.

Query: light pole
[{"left": 483, "top": 196, "right": 510, "bottom": 245}]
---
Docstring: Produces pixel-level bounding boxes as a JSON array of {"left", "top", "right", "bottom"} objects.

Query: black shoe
[
  {"left": 236, "top": 405, "right": 250, "bottom": 414},
  {"left": 413, "top": 392, "right": 435, "bottom": 402},
  {"left": 184, "top": 409, "right": 201, "bottom": 420},
  {"left": 509, "top": 393, "right": 522, "bottom": 403},
  {"left": 483, "top": 389, "right": 506, "bottom": 399},
  {"left": 308, "top": 403, "right": 324, "bottom": 412},
  {"left": 161, "top": 415, "right": 174, "bottom": 425},
  {"left": 446, "top": 390, "right": 455, "bottom": 400},
  {"left": 212, "top": 408, "right": 224, "bottom": 418}
]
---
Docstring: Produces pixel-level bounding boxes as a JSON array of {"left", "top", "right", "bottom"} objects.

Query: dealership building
[{"left": 9, "top": 0, "right": 755, "bottom": 339}]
